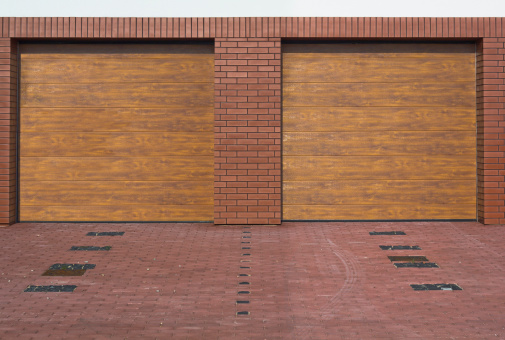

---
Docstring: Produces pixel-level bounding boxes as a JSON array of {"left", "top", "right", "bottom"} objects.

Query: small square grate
[
  {"left": 370, "top": 231, "right": 406, "bottom": 235},
  {"left": 87, "top": 232, "right": 124, "bottom": 236},
  {"left": 24, "top": 285, "right": 77, "bottom": 292},
  {"left": 411, "top": 283, "right": 462, "bottom": 291},
  {"left": 380, "top": 245, "right": 421, "bottom": 250}
]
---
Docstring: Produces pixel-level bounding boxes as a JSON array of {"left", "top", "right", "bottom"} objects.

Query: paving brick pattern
[{"left": 1, "top": 221, "right": 504, "bottom": 339}]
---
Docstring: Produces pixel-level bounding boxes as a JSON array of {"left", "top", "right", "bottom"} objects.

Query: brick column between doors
[{"left": 214, "top": 38, "right": 281, "bottom": 225}]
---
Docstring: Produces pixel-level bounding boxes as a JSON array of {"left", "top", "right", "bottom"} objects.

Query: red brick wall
[
  {"left": 214, "top": 38, "right": 281, "bottom": 224},
  {"left": 478, "top": 38, "right": 505, "bottom": 224},
  {"left": 0, "top": 38, "right": 16, "bottom": 225},
  {"left": 1, "top": 17, "right": 504, "bottom": 225}
]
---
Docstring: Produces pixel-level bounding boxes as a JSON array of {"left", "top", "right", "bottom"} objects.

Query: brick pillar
[
  {"left": 477, "top": 38, "right": 505, "bottom": 224},
  {"left": 214, "top": 38, "right": 281, "bottom": 225},
  {"left": 0, "top": 38, "right": 17, "bottom": 226}
]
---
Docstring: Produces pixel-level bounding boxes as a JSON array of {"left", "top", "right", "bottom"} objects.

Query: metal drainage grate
[
  {"left": 236, "top": 311, "right": 250, "bottom": 316},
  {"left": 411, "top": 283, "right": 462, "bottom": 291},
  {"left": 388, "top": 256, "right": 429, "bottom": 262},
  {"left": 24, "top": 285, "right": 77, "bottom": 292},
  {"left": 236, "top": 300, "right": 249, "bottom": 304},
  {"left": 240, "top": 266, "right": 250, "bottom": 269},
  {"left": 242, "top": 253, "right": 251, "bottom": 256},
  {"left": 242, "top": 236, "right": 251, "bottom": 239},
  {"left": 70, "top": 246, "right": 111, "bottom": 251},
  {"left": 42, "top": 264, "right": 96, "bottom": 276},
  {"left": 87, "top": 232, "right": 124, "bottom": 236},
  {"left": 380, "top": 245, "right": 421, "bottom": 250},
  {"left": 242, "top": 247, "right": 251, "bottom": 250},
  {"left": 394, "top": 263, "right": 439, "bottom": 268},
  {"left": 370, "top": 231, "right": 406, "bottom": 235},
  {"left": 238, "top": 274, "right": 250, "bottom": 277},
  {"left": 243, "top": 231, "right": 251, "bottom": 234},
  {"left": 239, "top": 282, "right": 250, "bottom": 285},
  {"left": 238, "top": 291, "right": 250, "bottom": 294}
]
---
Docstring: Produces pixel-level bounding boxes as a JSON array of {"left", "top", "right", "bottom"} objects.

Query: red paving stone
[{"left": 0, "top": 221, "right": 504, "bottom": 339}]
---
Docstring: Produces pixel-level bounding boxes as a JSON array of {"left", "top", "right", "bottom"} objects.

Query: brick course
[{"left": 1, "top": 17, "right": 504, "bottom": 225}]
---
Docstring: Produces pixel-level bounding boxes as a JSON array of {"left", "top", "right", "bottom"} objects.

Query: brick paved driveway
[{"left": 0, "top": 221, "right": 504, "bottom": 339}]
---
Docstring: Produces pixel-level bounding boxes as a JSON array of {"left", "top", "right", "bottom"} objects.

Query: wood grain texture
[
  {"left": 21, "top": 157, "right": 214, "bottom": 181},
  {"left": 20, "top": 83, "right": 214, "bottom": 108},
  {"left": 20, "top": 56, "right": 214, "bottom": 84},
  {"left": 283, "top": 156, "right": 476, "bottom": 181},
  {"left": 20, "top": 108, "right": 213, "bottom": 132},
  {"left": 283, "top": 56, "right": 475, "bottom": 83},
  {"left": 21, "top": 132, "right": 213, "bottom": 157},
  {"left": 283, "top": 180, "right": 476, "bottom": 205},
  {"left": 21, "top": 181, "right": 213, "bottom": 205},
  {"left": 19, "top": 44, "right": 214, "bottom": 222},
  {"left": 283, "top": 204, "right": 476, "bottom": 220},
  {"left": 283, "top": 82, "right": 475, "bottom": 108},
  {"left": 283, "top": 131, "right": 475, "bottom": 156},
  {"left": 283, "top": 107, "right": 476, "bottom": 132},
  {"left": 20, "top": 205, "right": 214, "bottom": 222},
  {"left": 283, "top": 43, "right": 476, "bottom": 220}
]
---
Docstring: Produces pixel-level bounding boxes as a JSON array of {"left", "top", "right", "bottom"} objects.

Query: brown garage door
[
  {"left": 19, "top": 44, "right": 214, "bottom": 222},
  {"left": 283, "top": 43, "right": 476, "bottom": 220}
]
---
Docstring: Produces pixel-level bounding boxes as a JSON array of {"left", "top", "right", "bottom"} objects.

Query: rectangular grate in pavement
[
  {"left": 50, "top": 264, "right": 96, "bottom": 270},
  {"left": 242, "top": 253, "right": 251, "bottom": 256},
  {"left": 236, "top": 300, "right": 249, "bottom": 304},
  {"left": 370, "top": 231, "right": 406, "bottom": 235},
  {"left": 239, "top": 282, "right": 250, "bottom": 285},
  {"left": 240, "top": 266, "right": 250, "bottom": 269},
  {"left": 411, "top": 283, "right": 462, "bottom": 291},
  {"left": 238, "top": 291, "right": 250, "bottom": 294},
  {"left": 394, "top": 262, "right": 439, "bottom": 268},
  {"left": 24, "top": 285, "right": 77, "bottom": 292},
  {"left": 87, "top": 232, "right": 124, "bottom": 236},
  {"left": 70, "top": 246, "right": 111, "bottom": 251},
  {"left": 236, "top": 311, "right": 250, "bottom": 316},
  {"left": 42, "top": 264, "right": 96, "bottom": 276},
  {"left": 242, "top": 247, "right": 251, "bottom": 249},
  {"left": 243, "top": 231, "right": 251, "bottom": 233},
  {"left": 242, "top": 236, "right": 251, "bottom": 239},
  {"left": 241, "top": 241, "right": 250, "bottom": 244},
  {"left": 238, "top": 274, "right": 250, "bottom": 277},
  {"left": 388, "top": 256, "right": 429, "bottom": 262},
  {"left": 380, "top": 245, "right": 421, "bottom": 250}
]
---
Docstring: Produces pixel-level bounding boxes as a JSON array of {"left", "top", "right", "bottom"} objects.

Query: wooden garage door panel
[
  {"left": 21, "top": 157, "right": 214, "bottom": 181},
  {"left": 283, "top": 107, "right": 476, "bottom": 132},
  {"left": 283, "top": 156, "right": 476, "bottom": 181},
  {"left": 284, "top": 181, "right": 475, "bottom": 205},
  {"left": 20, "top": 55, "right": 213, "bottom": 83},
  {"left": 21, "top": 83, "right": 213, "bottom": 108},
  {"left": 20, "top": 108, "right": 213, "bottom": 132},
  {"left": 283, "top": 204, "right": 476, "bottom": 220},
  {"left": 21, "top": 132, "right": 213, "bottom": 157},
  {"left": 284, "top": 82, "right": 475, "bottom": 107},
  {"left": 21, "top": 181, "right": 213, "bottom": 206},
  {"left": 20, "top": 205, "right": 214, "bottom": 222},
  {"left": 283, "top": 131, "right": 475, "bottom": 156},
  {"left": 283, "top": 43, "right": 476, "bottom": 220},
  {"left": 20, "top": 44, "right": 214, "bottom": 222},
  {"left": 283, "top": 56, "right": 475, "bottom": 83}
]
